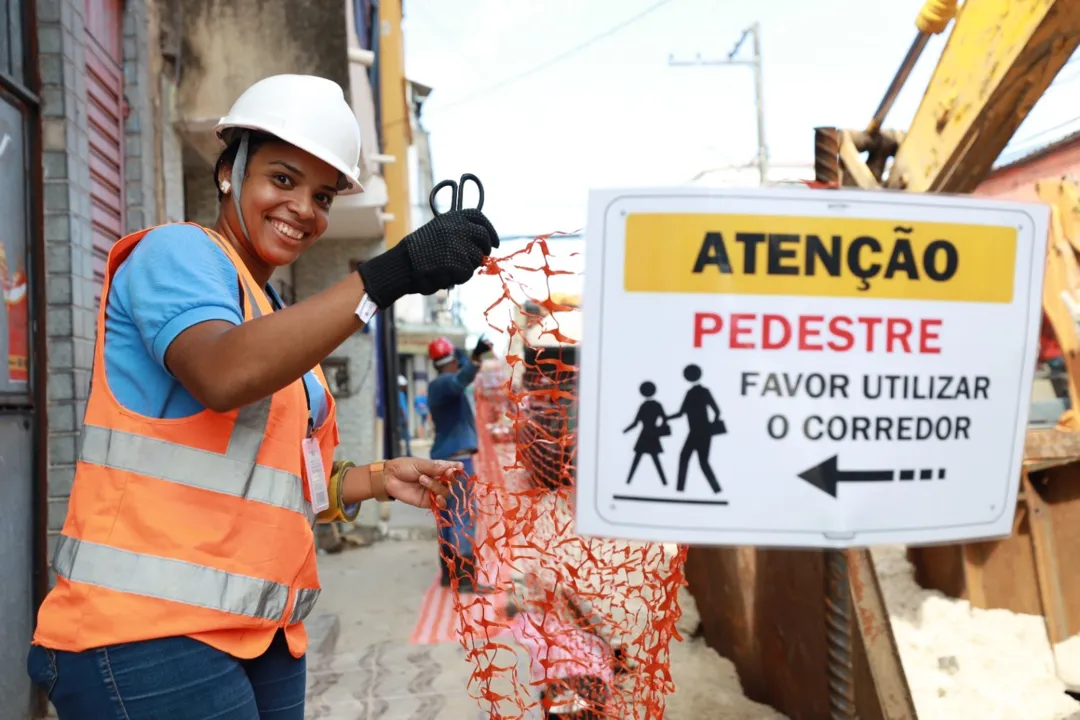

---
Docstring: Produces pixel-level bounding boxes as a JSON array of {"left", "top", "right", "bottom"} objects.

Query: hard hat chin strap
[{"left": 231, "top": 131, "right": 253, "bottom": 243}]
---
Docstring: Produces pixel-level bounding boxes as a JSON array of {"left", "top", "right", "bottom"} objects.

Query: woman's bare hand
[{"left": 384, "top": 457, "right": 463, "bottom": 509}]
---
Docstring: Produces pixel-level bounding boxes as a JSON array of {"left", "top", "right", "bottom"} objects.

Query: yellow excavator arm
[
  {"left": 885, "top": 0, "right": 1080, "bottom": 193},
  {"left": 842, "top": 0, "right": 1080, "bottom": 429}
]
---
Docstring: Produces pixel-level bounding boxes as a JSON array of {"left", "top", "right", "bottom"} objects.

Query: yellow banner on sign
[{"left": 623, "top": 213, "right": 1017, "bottom": 303}]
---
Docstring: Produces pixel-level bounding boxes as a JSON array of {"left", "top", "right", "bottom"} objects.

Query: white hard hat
[
  {"left": 398, "top": 375, "right": 408, "bottom": 386},
  {"left": 216, "top": 74, "right": 364, "bottom": 193}
]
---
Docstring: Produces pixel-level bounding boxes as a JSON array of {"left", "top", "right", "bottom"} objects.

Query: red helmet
[{"left": 428, "top": 337, "right": 454, "bottom": 364}]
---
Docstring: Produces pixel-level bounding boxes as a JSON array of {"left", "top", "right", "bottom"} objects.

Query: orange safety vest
[{"left": 32, "top": 223, "right": 340, "bottom": 660}]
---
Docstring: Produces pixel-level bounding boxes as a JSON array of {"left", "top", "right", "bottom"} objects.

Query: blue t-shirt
[
  {"left": 428, "top": 348, "right": 479, "bottom": 460},
  {"left": 103, "top": 223, "right": 328, "bottom": 429}
]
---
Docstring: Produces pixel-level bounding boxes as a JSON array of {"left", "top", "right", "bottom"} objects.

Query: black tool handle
[{"left": 456, "top": 173, "right": 484, "bottom": 213}]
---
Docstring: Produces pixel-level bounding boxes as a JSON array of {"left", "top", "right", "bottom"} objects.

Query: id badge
[{"left": 302, "top": 437, "right": 330, "bottom": 513}]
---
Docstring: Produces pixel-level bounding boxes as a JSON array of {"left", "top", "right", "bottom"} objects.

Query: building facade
[
  {"left": 974, "top": 132, "right": 1080, "bottom": 426},
  {"left": 975, "top": 131, "right": 1080, "bottom": 201},
  {"left": 0, "top": 0, "right": 395, "bottom": 714}
]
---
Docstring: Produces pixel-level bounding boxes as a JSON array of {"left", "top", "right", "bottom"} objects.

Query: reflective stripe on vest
[
  {"left": 290, "top": 588, "right": 321, "bottom": 625},
  {"left": 77, "top": 414, "right": 316, "bottom": 525},
  {"left": 50, "top": 535, "right": 323, "bottom": 622}
]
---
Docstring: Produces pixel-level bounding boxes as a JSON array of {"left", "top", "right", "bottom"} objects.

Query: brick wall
[
  {"left": 40, "top": 0, "right": 95, "bottom": 571},
  {"left": 122, "top": 0, "right": 159, "bottom": 232},
  {"left": 39, "top": 0, "right": 160, "bottom": 580}
]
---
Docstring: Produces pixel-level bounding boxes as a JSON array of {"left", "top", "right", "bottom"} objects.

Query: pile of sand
[
  {"left": 665, "top": 587, "right": 788, "bottom": 720},
  {"left": 872, "top": 545, "right": 1080, "bottom": 720},
  {"left": 662, "top": 546, "right": 1080, "bottom": 720}
]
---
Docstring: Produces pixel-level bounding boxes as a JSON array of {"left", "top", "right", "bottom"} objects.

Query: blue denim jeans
[
  {"left": 437, "top": 456, "right": 477, "bottom": 559},
  {"left": 27, "top": 630, "right": 305, "bottom": 719}
]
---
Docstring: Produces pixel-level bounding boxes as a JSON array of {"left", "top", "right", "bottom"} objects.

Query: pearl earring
[{"left": 220, "top": 180, "right": 231, "bottom": 194}]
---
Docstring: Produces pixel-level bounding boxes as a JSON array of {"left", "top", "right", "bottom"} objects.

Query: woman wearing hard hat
[{"left": 26, "top": 74, "right": 500, "bottom": 718}]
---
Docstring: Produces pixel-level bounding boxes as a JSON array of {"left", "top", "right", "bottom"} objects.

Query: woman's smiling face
[{"left": 228, "top": 139, "right": 342, "bottom": 268}]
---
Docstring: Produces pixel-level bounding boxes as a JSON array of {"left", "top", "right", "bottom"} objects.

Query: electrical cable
[
  {"left": 1001, "top": 114, "right": 1080, "bottom": 164},
  {"left": 994, "top": 52, "right": 1080, "bottom": 162}
]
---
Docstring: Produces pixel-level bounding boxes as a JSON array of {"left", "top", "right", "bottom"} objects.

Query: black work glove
[
  {"left": 472, "top": 337, "right": 493, "bottom": 361},
  {"left": 357, "top": 209, "right": 500, "bottom": 309}
]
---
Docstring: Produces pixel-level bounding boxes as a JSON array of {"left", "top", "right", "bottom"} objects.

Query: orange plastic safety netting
[{"left": 432, "top": 233, "right": 689, "bottom": 719}]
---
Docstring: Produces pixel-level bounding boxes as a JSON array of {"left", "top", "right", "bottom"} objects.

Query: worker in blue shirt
[{"left": 427, "top": 335, "right": 492, "bottom": 591}]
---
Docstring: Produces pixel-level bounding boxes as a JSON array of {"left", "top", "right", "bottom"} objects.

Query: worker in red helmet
[
  {"left": 427, "top": 334, "right": 493, "bottom": 591},
  {"left": 428, "top": 337, "right": 455, "bottom": 367}
]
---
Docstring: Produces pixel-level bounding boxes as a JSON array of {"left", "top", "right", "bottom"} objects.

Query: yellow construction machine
[
  {"left": 685, "top": 1, "right": 1080, "bottom": 718},
  {"left": 845, "top": 0, "right": 1080, "bottom": 654}
]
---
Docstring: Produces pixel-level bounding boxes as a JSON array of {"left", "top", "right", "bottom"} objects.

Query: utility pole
[
  {"left": 377, "top": 0, "right": 409, "bottom": 462},
  {"left": 669, "top": 22, "right": 769, "bottom": 185},
  {"left": 379, "top": 0, "right": 412, "bottom": 248}
]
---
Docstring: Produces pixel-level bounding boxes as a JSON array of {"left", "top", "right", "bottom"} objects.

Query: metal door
[
  {"left": 0, "top": 415, "right": 33, "bottom": 719},
  {"left": 0, "top": 1, "right": 39, "bottom": 715},
  {"left": 84, "top": 0, "right": 125, "bottom": 307}
]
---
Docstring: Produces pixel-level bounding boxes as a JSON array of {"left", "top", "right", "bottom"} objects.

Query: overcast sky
[{"left": 401, "top": 0, "right": 1080, "bottom": 341}]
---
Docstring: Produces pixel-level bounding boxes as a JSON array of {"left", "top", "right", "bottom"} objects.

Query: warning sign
[{"left": 575, "top": 187, "right": 1049, "bottom": 548}]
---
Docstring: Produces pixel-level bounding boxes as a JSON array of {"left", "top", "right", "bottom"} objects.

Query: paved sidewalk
[{"left": 305, "top": 538, "right": 532, "bottom": 720}]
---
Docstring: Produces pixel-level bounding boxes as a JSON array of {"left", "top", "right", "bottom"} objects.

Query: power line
[
  {"left": 1010, "top": 114, "right": 1080, "bottom": 152},
  {"left": 423, "top": 0, "right": 677, "bottom": 118},
  {"left": 995, "top": 115, "right": 1080, "bottom": 167},
  {"left": 996, "top": 54, "right": 1080, "bottom": 158}
]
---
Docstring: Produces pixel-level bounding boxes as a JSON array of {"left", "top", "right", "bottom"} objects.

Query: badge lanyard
[{"left": 268, "top": 286, "right": 329, "bottom": 513}]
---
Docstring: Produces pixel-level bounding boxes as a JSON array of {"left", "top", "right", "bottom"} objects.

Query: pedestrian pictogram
[
  {"left": 575, "top": 186, "right": 1049, "bottom": 548},
  {"left": 622, "top": 364, "right": 728, "bottom": 501}
]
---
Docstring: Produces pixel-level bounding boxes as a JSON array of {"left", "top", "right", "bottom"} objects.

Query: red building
[
  {"left": 975, "top": 131, "right": 1080, "bottom": 201},
  {"left": 976, "top": 133, "right": 1080, "bottom": 368}
]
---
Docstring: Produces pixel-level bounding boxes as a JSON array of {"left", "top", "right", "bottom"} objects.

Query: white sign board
[{"left": 575, "top": 187, "right": 1049, "bottom": 548}]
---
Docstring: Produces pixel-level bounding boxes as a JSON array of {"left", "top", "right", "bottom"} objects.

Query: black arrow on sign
[{"left": 798, "top": 455, "right": 894, "bottom": 499}]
